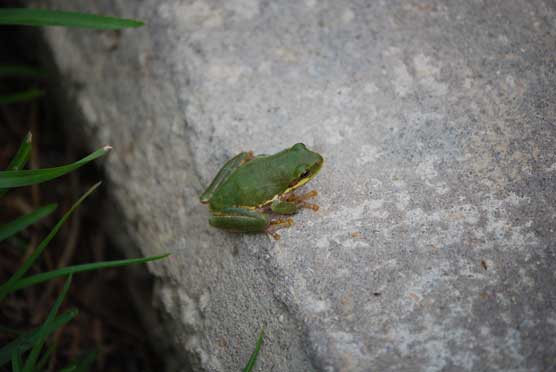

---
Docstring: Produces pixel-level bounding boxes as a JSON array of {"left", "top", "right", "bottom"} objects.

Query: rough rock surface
[{"left": 42, "top": 0, "right": 556, "bottom": 370}]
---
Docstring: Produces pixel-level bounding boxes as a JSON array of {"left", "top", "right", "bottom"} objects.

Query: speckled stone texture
[{"left": 42, "top": 0, "right": 556, "bottom": 370}]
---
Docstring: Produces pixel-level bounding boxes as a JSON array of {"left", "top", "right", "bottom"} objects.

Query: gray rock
[{"left": 42, "top": 0, "right": 556, "bottom": 370}]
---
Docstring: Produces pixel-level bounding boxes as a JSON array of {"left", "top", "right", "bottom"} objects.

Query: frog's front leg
[
  {"left": 209, "top": 207, "right": 268, "bottom": 232},
  {"left": 271, "top": 190, "right": 320, "bottom": 214}
]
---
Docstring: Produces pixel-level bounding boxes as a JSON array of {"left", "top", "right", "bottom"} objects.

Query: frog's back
[{"left": 208, "top": 155, "right": 289, "bottom": 210}]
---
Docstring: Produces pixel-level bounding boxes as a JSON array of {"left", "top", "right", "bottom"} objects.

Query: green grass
[
  {"left": 243, "top": 329, "right": 264, "bottom": 372},
  {"left": 11, "top": 352, "right": 22, "bottom": 371},
  {"left": 0, "top": 3, "right": 270, "bottom": 369},
  {"left": 0, "top": 5, "right": 159, "bottom": 369},
  {"left": 0, "top": 133, "right": 169, "bottom": 369},
  {"left": 0, "top": 65, "right": 46, "bottom": 78},
  {"left": 0, "top": 146, "right": 111, "bottom": 188},
  {"left": 4, "top": 132, "right": 32, "bottom": 172},
  {"left": 0, "top": 203, "right": 57, "bottom": 242},
  {"left": 59, "top": 350, "right": 97, "bottom": 372},
  {"left": 0, "top": 310, "right": 78, "bottom": 367},
  {"left": 0, "top": 8, "right": 143, "bottom": 29},
  {"left": 0, "top": 182, "right": 100, "bottom": 301},
  {"left": 22, "top": 275, "right": 73, "bottom": 372},
  {"left": 11, "top": 253, "right": 170, "bottom": 292},
  {"left": 0, "top": 88, "right": 44, "bottom": 104},
  {"left": 34, "top": 341, "right": 58, "bottom": 371},
  {"left": 0, "top": 131, "right": 32, "bottom": 198}
]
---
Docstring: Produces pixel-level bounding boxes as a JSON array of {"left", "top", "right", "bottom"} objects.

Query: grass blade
[
  {"left": 0, "top": 65, "right": 45, "bottom": 78},
  {"left": 0, "top": 131, "right": 32, "bottom": 198},
  {"left": 6, "top": 132, "right": 32, "bottom": 171},
  {"left": 35, "top": 341, "right": 58, "bottom": 372},
  {"left": 0, "top": 88, "right": 43, "bottom": 104},
  {"left": 0, "top": 309, "right": 78, "bottom": 367},
  {"left": 11, "top": 352, "right": 22, "bottom": 372},
  {"left": 22, "top": 275, "right": 72, "bottom": 372},
  {"left": 12, "top": 253, "right": 170, "bottom": 291},
  {"left": 0, "top": 203, "right": 57, "bottom": 242},
  {"left": 60, "top": 350, "right": 96, "bottom": 372},
  {"left": 243, "top": 329, "right": 264, "bottom": 372},
  {"left": 0, "top": 146, "right": 110, "bottom": 188},
  {"left": 0, "top": 8, "right": 144, "bottom": 29},
  {"left": 0, "top": 183, "right": 100, "bottom": 302}
]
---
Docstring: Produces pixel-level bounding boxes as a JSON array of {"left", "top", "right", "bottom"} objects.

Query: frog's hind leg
[
  {"left": 209, "top": 207, "right": 268, "bottom": 232},
  {"left": 200, "top": 151, "right": 255, "bottom": 203}
]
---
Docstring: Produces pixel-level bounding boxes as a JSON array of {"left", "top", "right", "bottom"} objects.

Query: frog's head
[{"left": 285, "top": 143, "right": 324, "bottom": 191}]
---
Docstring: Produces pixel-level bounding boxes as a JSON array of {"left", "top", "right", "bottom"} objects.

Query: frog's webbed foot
[
  {"left": 271, "top": 190, "right": 319, "bottom": 215},
  {"left": 267, "top": 190, "right": 319, "bottom": 239},
  {"left": 284, "top": 190, "right": 320, "bottom": 211},
  {"left": 266, "top": 218, "right": 294, "bottom": 240}
]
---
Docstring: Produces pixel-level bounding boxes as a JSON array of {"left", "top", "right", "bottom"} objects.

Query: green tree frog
[{"left": 200, "top": 143, "right": 323, "bottom": 238}]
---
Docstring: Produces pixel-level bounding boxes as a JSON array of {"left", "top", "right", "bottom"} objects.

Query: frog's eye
[{"left": 300, "top": 169, "right": 310, "bottom": 178}]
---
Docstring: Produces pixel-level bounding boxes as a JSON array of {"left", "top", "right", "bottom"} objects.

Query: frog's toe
[
  {"left": 269, "top": 217, "right": 294, "bottom": 227},
  {"left": 299, "top": 190, "right": 318, "bottom": 200},
  {"left": 286, "top": 190, "right": 318, "bottom": 202},
  {"left": 283, "top": 190, "right": 320, "bottom": 212},
  {"left": 268, "top": 231, "right": 281, "bottom": 240},
  {"left": 300, "top": 202, "right": 319, "bottom": 211},
  {"left": 266, "top": 217, "right": 294, "bottom": 239}
]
